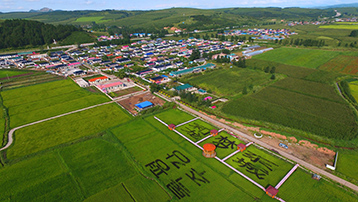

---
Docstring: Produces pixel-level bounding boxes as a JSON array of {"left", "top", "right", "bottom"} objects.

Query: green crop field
[
  {"left": 227, "top": 145, "right": 293, "bottom": 188},
  {"left": 349, "top": 80, "right": 358, "bottom": 102},
  {"left": 199, "top": 131, "right": 245, "bottom": 159},
  {"left": 181, "top": 68, "right": 272, "bottom": 96},
  {"left": 279, "top": 169, "right": 358, "bottom": 202},
  {"left": 253, "top": 47, "right": 341, "bottom": 69},
  {"left": 176, "top": 119, "right": 216, "bottom": 142},
  {"left": 0, "top": 70, "right": 30, "bottom": 78},
  {"left": 222, "top": 85, "right": 357, "bottom": 140},
  {"left": 319, "top": 55, "right": 358, "bottom": 74},
  {"left": 7, "top": 103, "right": 130, "bottom": 159},
  {"left": 319, "top": 25, "right": 358, "bottom": 30},
  {"left": 336, "top": 150, "right": 358, "bottom": 183},
  {"left": 1, "top": 72, "right": 63, "bottom": 90},
  {"left": 75, "top": 16, "right": 109, "bottom": 23},
  {"left": 154, "top": 108, "right": 195, "bottom": 125},
  {"left": 1, "top": 79, "right": 110, "bottom": 128}
]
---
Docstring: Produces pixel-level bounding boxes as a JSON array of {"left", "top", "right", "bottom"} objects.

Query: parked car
[{"left": 279, "top": 143, "right": 288, "bottom": 149}]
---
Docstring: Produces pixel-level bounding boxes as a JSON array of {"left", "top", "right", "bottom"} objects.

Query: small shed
[
  {"left": 265, "top": 185, "right": 279, "bottom": 198},
  {"left": 135, "top": 101, "right": 154, "bottom": 111},
  {"left": 210, "top": 129, "right": 218, "bottom": 136},
  {"left": 202, "top": 143, "right": 216, "bottom": 158},
  {"left": 312, "top": 174, "right": 321, "bottom": 181},
  {"left": 237, "top": 143, "right": 247, "bottom": 152},
  {"left": 168, "top": 124, "right": 176, "bottom": 130}
]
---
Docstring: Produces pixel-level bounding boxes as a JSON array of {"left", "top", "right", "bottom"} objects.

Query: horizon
[{"left": 0, "top": 0, "right": 357, "bottom": 13}]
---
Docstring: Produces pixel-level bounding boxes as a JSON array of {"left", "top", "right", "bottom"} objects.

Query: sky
[{"left": 0, "top": 0, "right": 357, "bottom": 12}]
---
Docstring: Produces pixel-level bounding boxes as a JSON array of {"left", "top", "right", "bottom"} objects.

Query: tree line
[{"left": 0, "top": 19, "right": 81, "bottom": 49}]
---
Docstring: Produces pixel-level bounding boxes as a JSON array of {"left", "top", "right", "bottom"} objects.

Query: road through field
[
  {"left": 0, "top": 101, "right": 114, "bottom": 152},
  {"left": 174, "top": 101, "right": 358, "bottom": 193}
]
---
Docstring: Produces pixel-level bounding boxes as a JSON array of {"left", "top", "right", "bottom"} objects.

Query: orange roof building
[
  {"left": 210, "top": 129, "right": 218, "bottom": 136},
  {"left": 168, "top": 124, "right": 176, "bottom": 130},
  {"left": 265, "top": 186, "right": 279, "bottom": 198},
  {"left": 88, "top": 76, "right": 109, "bottom": 83},
  {"left": 237, "top": 143, "right": 247, "bottom": 152},
  {"left": 203, "top": 143, "right": 216, "bottom": 158}
]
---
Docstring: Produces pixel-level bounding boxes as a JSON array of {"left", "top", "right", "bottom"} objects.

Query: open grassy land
[
  {"left": 2, "top": 79, "right": 110, "bottom": 128},
  {"left": 7, "top": 103, "right": 130, "bottom": 159},
  {"left": 253, "top": 47, "right": 342, "bottom": 69},
  {"left": 227, "top": 145, "right": 293, "bottom": 188},
  {"left": 319, "top": 25, "right": 358, "bottom": 29},
  {"left": 181, "top": 68, "right": 272, "bottom": 97},
  {"left": 279, "top": 169, "right": 358, "bottom": 202}
]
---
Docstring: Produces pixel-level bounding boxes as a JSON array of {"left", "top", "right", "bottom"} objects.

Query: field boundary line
[
  {"left": 176, "top": 117, "right": 200, "bottom": 127},
  {"left": 0, "top": 101, "right": 114, "bottom": 151}
]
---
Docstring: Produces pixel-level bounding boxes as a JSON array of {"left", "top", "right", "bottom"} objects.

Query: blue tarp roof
[{"left": 135, "top": 101, "right": 153, "bottom": 109}]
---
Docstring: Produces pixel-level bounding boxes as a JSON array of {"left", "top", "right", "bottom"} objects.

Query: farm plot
[
  {"left": 336, "top": 149, "right": 358, "bottom": 183},
  {"left": 154, "top": 108, "right": 195, "bottom": 126},
  {"left": 176, "top": 119, "right": 216, "bottom": 142},
  {"left": 7, "top": 103, "right": 130, "bottom": 159},
  {"left": 109, "top": 86, "right": 143, "bottom": 98},
  {"left": 227, "top": 145, "right": 293, "bottom": 188},
  {"left": 110, "top": 114, "right": 264, "bottom": 201},
  {"left": 198, "top": 131, "right": 245, "bottom": 159},
  {"left": 0, "top": 70, "right": 31, "bottom": 79},
  {"left": 272, "top": 77, "right": 344, "bottom": 103},
  {"left": 0, "top": 152, "right": 82, "bottom": 202},
  {"left": 2, "top": 79, "right": 110, "bottom": 128},
  {"left": 253, "top": 47, "right": 341, "bottom": 69},
  {"left": 319, "top": 25, "right": 358, "bottom": 29},
  {"left": 319, "top": 55, "right": 358, "bottom": 75},
  {"left": 279, "top": 169, "right": 358, "bottom": 202},
  {"left": 349, "top": 80, "right": 358, "bottom": 102},
  {"left": 1, "top": 73, "right": 63, "bottom": 90},
  {"left": 222, "top": 86, "right": 358, "bottom": 140},
  {"left": 182, "top": 68, "right": 272, "bottom": 96}
]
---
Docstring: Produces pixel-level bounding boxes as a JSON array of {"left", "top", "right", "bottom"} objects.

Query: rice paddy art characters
[{"left": 145, "top": 150, "right": 210, "bottom": 200}]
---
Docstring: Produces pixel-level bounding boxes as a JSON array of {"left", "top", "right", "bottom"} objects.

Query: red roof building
[
  {"left": 168, "top": 124, "right": 176, "bottom": 130},
  {"left": 210, "top": 129, "right": 218, "bottom": 136},
  {"left": 237, "top": 143, "right": 247, "bottom": 152},
  {"left": 265, "top": 186, "right": 279, "bottom": 198}
]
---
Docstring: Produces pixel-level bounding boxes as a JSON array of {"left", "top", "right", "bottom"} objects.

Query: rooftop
[{"left": 135, "top": 101, "right": 154, "bottom": 109}]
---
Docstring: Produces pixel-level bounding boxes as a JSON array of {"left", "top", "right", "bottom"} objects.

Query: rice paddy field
[
  {"left": 1, "top": 105, "right": 357, "bottom": 201},
  {"left": 0, "top": 70, "right": 30, "bottom": 78},
  {"left": 349, "top": 80, "right": 358, "bottom": 102},
  {"left": 336, "top": 149, "right": 358, "bottom": 183},
  {"left": 1, "top": 79, "right": 110, "bottom": 128}
]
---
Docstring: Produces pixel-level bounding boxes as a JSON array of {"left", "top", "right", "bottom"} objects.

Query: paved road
[
  {"left": 0, "top": 101, "right": 113, "bottom": 151},
  {"left": 175, "top": 102, "right": 358, "bottom": 193}
]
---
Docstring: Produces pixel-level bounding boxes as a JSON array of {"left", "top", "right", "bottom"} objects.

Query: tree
[
  {"left": 242, "top": 86, "right": 248, "bottom": 95},
  {"left": 271, "top": 74, "right": 276, "bottom": 80},
  {"left": 189, "top": 49, "right": 200, "bottom": 61},
  {"left": 264, "top": 66, "right": 270, "bottom": 73},
  {"left": 270, "top": 66, "right": 276, "bottom": 74},
  {"left": 349, "top": 30, "right": 358, "bottom": 37}
]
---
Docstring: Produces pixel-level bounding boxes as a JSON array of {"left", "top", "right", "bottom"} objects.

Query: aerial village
[{"left": 0, "top": 28, "right": 294, "bottom": 115}]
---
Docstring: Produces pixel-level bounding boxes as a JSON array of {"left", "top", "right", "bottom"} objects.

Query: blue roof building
[{"left": 135, "top": 101, "right": 154, "bottom": 111}]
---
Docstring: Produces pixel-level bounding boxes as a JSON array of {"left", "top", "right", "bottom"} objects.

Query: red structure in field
[
  {"left": 237, "top": 143, "right": 247, "bottom": 152},
  {"left": 202, "top": 143, "right": 216, "bottom": 158},
  {"left": 168, "top": 124, "right": 176, "bottom": 130},
  {"left": 265, "top": 185, "right": 279, "bottom": 198},
  {"left": 210, "top": 129, "right": 218, "bottom": 136}
]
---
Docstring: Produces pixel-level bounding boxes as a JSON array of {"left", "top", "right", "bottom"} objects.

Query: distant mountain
[
  {"left": 314, "top": 3, "right": 358, "bottom": 9},
  {"left": 29, "top": 7, "right": 53, "bottom": 13}
]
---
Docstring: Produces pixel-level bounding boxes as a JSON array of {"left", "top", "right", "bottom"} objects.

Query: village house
[
  {"left": 88, "top": 76, "right": 109, "bottom": 84},
  {"left": 98, "top": 80, "right": 125, "bottom": 93}
]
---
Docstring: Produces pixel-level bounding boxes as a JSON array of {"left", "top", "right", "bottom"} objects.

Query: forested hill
[{"left": 0, "top": 19, "right": 82, "bottom": 49}]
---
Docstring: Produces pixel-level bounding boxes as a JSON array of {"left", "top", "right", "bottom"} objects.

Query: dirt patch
[{"left": 118, "top": 92, "right": 165, "bottom": 115}]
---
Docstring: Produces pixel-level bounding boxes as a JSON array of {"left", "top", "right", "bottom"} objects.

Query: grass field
[
  {"left": 319, "top": 25, "right": 358, "bottom": 30},
  {"left": 181, "top": 68, "right": 272, "bottom": 97},
  {"left": 1, "top": 72, "right": 63, "bottom": 90},
  {"left": 60, "top": 31, "right": 95, "bottom": 45},
  {"left": 2, "top": 79, "right": 110, "bottom": 128},
  {"left": 227, "top": 145, "right": 293, "bottom": 188},
  {"left": 154, "top": 108, "right": 195, "bottom": 125},
  {"left": 199, "top": 131, "right": 245, "bottom": 159},
  {"left": 7, "top": 103, "right": 130, "bottom": 159},
  {"left": 253, "top": 47, "right": 342, "bottom": 69}
]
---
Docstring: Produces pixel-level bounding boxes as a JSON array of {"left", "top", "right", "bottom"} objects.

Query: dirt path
[{"left": 175, "top": 101, "right": 358, "bottom": 193}]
